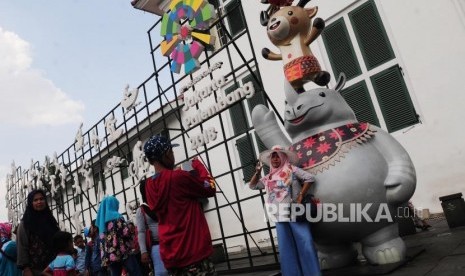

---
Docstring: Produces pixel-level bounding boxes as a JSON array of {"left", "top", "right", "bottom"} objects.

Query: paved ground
[{"left": 218, "top": 217, "right": 465, "bottom": 276}]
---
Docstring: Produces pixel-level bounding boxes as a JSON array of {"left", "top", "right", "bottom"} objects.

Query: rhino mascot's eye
[
  {"left": 288, "top": 11, "right": 293, "bottom": 16},
  {"left": 319, "top": 92, "right": 326, "bottom": 97}
]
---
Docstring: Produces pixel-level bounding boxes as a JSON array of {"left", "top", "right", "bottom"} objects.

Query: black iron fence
[{"left": 6, "top": 1, "right": 283, "bottom": 272}]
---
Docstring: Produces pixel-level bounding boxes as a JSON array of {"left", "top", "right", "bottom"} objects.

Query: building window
[
  {"left": 74, "top": 194, "right": 83, "bottom": 205},
  {"left": 121, "top": 151, "right": 132, "bottom": 180},
  {"left": 225, "top": 83, "right": 249, "bottom": 135},
  {"left": 322, "top": 18, "right": 361, "bottom": 80},
  {"left": 224, "top": 0, "right": 246, "bottom": 38},
  {"left": 235, "top": 134, "right": 256, "bottom": 182},
  {"left": 321, "top": 1, "right": 419, "bottom": 133},
  {"left": 94, "top": 171, "right": 106, "bottom": 198}
]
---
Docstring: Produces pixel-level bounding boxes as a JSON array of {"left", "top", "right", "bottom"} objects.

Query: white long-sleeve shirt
[{"left": 135, "top": 206, "right": 160, "bottom": 253}]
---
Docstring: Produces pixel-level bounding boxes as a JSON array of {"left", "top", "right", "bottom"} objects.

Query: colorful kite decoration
[{"left": 160, "top": 0, "right": 217, "bottom": 75}]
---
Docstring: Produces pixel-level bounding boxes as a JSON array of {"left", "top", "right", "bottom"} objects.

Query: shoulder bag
[{"left": 290, "top": 177, "right": 317, "bottom": 222}]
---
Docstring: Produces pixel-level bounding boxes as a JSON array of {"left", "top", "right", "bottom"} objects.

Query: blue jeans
[
  {"left": 275, "top": 222, "right": 321, "bottom": 276},
  {"left": 109, "top": 254, "right": 142, "bottom": 276},
  {"left": 151, "top": 245, "right": 168, "bottom": 276}
]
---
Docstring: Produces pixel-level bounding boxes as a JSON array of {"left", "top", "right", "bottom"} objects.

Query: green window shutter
[
  {"left": 371, "top": 65, "right": 419, "bottom": 132},
  {"left": 322, "top": 18, "right": 362, "bottom": 80},
  {"left": 94, "top": 171, "right": 106, "bottom": 198},
  {"left": 236, "top": 135, "right": 256, "bottom": 182},
  {"left": 341, "top": 81, "right": 380, "bottom": 127},
  {"left": 242, "top": 72, "right": 268, "bottom": 111},
  {"left": 225, "top": 84, "right": 249, "bottom": 135},
  {"left": 349, "top": 1, "right": 395, "bottom": 70},
  {"left": 74, "top": 194, "right": 83, "bottom": 205},
  {"left": 225, "top": 0, "right": 246, "bottom": 37},
  {"left": 254, "top": 133, "right": 269, "bottom": 175}
]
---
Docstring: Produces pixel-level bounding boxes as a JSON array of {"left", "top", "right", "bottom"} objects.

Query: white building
[
  {"left": 237, "top": 0, "right": 465, "bottom": 214},
  {"left": 6, "top": 0, "right": 465, "bottom": 271}
]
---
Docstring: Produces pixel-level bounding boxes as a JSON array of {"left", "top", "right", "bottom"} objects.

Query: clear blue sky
[{"left": 0, "top": 0, "right": 158, "bottom": 220}]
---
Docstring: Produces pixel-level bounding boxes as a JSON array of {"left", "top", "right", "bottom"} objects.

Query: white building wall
[
  {"left": 240, "top": 0, "right": 465, "bottom": 213},
  {"left": 376, "top": 0, "right": 465, "bottom": 213},
  {"left": 8, "top": 0, "right": 463, "bottom": 250}
]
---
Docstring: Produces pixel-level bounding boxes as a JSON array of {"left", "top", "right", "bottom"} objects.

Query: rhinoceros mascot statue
[{"left": 252, "top": 74, "right": 416, "bottom": 269}]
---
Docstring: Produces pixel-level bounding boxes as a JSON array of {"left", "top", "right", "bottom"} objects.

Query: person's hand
[
  {"left": 255, "top": 161, "right": 263, "bottom": 174},
  {"left": 85, "top": 270, "right": 90, "bottom": 276},
  {"left": 141, "top": 252, "right": 151, "bottom": 264},
  {"left": 296, "top": 194, "right": 303, "bottom": 204}
]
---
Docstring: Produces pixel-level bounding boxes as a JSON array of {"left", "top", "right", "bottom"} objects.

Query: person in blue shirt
[
  {"left": 73, "top": 235, "right": 86, "bottom": 275},
  {"left": 85, "top": 220, "right": 107, "bottom": 276}
]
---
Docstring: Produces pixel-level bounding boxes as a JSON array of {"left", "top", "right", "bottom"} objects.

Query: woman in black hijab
[{"left": 16, "top": 189, "right": 60, "bottom": 276}]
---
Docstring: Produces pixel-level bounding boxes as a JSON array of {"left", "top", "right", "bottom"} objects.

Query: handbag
[{"left": 290, "top": 178, "right": 318, "bottom": 222}]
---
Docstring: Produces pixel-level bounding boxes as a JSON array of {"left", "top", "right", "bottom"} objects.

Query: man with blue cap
[{"left": 143, "top": 135, "right": 217, "bottom": 275}]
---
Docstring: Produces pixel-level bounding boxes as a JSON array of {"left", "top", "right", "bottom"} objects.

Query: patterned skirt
[{"left": 284, "top": 55, "right": 321, "bottom": 83}]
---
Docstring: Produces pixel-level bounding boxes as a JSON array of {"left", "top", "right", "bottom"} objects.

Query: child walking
[{"left": 42, "top": 231, "right": 77, "bottom": 276}]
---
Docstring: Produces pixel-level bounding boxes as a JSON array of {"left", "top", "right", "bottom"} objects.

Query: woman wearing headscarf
[
  {"left": 249, "top": 145, "right": 321, "bottom": 276},
  {"left": 0, "top": 222, "right": 22, "bottom": 275},
  {"left": 16, "top": 189, "right": 60, "bottom": 276},
  {"left": 96, "top": 195, "right": 142, "bottom": 276}
]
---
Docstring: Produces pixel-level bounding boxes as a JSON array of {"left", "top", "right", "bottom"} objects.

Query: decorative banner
[{"left": 160, "top": 0, "right": 217, "bottom": 75}]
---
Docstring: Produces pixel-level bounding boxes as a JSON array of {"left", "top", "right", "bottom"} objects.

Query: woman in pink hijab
[{"left": 249, "top": 145, "right": 321, "bottom": 276}]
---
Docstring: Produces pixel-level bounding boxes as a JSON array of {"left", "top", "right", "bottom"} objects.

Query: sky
[{"left": 0, "top": 0, "right": 158, "bottom": 220}]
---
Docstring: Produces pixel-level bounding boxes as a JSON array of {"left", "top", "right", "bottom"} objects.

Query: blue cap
[{"left": 144, "top": 135, "right": 179, "bottom": 163}]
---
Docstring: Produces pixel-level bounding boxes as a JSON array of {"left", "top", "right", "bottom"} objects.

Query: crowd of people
[{"left": 2, "top": 136, "right": 328, "bottom": 276}]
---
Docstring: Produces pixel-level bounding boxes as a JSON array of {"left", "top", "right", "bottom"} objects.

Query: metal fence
[{"left": 6, "top": 1, "right": 283, "bottom": 272}]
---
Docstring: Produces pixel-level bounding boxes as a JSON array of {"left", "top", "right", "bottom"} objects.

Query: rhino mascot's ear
[{"left": 333, "top": 73, "right": 347, "bottom": 92}]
